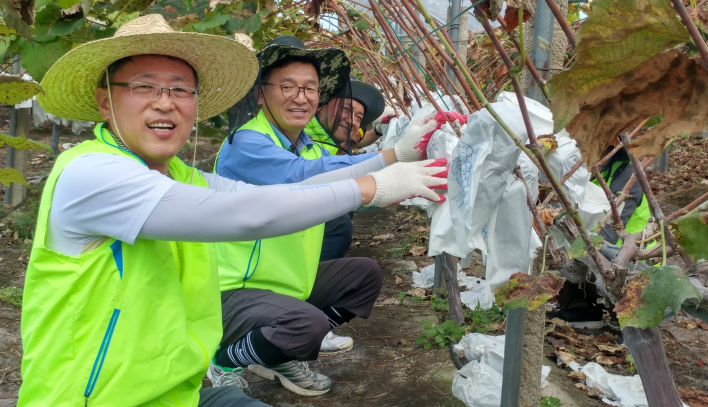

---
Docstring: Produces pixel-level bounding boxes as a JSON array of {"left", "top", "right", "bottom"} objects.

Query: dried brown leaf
[
  {"left": 408, "top": 245, "right": 427, "bottom": 256},
  {"left": 596, "top": 354, "right": 615, "bottom": 366},
  {"left": 568, "top": 371, "right": 586, "bottom": 381},
  {"left": 494, "top": 272, "right": 566, "bottom": 309},
  {"left": 564, "top": 51, "right": 708, "bottom": 164},
  {"left": 373, "top": 234, "right": 393, "bottom": 241}
]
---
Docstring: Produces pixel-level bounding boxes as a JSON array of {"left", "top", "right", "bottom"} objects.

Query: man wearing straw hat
[
  {"left": 211, "top": 36, "right": 457, "bottom": 397},
  {"left": 20, "top": 14, "right": 450, "bottom": 407}
]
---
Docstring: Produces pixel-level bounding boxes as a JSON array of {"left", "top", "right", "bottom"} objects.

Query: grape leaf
[
  {"left": 547, "top": 0, "right": 691, "bottom": 150},
  {"left": 0, "top": 75, "right": 43, "bottom": 105},
  {"left": 0, "top": 134, "right": 50, "bottom": 152},
  {"left": 0, "top": 0, "right": 34, "bottom": 42},
  {"left": 568, "top": 235, "right": 604, "bottom": 259},
  {"left": 0, "top": 167, "right": 28, "bottom": 187},
  {"left": 352, "top": 19, "right": 369, "bottom": 31},
  {"left": 670, "top": 212, "right": 708, "bottom": 260},
  {"left": 615, "top": 266, "right": 701, "bottom": 329},
  {"left": 494, "top": 272, "right": 566, "bottom": 310},
  {"left": 20, "top": 36, "right": 72, "bottom": 82}
]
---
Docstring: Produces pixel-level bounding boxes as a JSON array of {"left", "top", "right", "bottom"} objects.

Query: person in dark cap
[
  {"left": 210, "top": 35, "right": 450, "bottom": 397},
  {"left": 303, "top": 78, "right": 386, "bottom": 264},
  {"left": 306, "top": 77, "right": 385, "bottom": 155}
]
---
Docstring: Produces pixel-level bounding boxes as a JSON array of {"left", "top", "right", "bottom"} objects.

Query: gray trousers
[
  {"left": 220, "top": 257, "right": 382, "bottom": 361},
  {"left": 199, "top": 387, "right": 270, "bottom": 407}
]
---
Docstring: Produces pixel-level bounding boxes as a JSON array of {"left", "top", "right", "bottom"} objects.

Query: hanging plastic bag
[{"left": 448, "top": 99, "right": 528, "bottom": 258}]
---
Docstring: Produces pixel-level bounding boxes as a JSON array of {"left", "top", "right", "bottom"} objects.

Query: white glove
[
  {"left": 366, "top": 159, "right": 449, "bottom": 207},
  {"left": 375, "top": 106, "right": 397, "bottom": 126},
  {"left": 394, "top": 111, "right": 467, "bottom": 162},
  {"left": 374, "top": 106, "right": 397, "bottom": 136}
]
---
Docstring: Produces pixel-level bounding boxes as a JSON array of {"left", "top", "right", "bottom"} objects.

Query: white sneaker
[
  {"left": 319, "top": 331, "right": 354, "bottom": 357},
  {"left": 207, "top": 361, "right": 249, "bottom": 391},
  {"left": 249, "top": 361, "right": 332, "bottom": 396}
]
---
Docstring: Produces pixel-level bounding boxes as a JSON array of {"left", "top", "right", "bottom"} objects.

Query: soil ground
[{"left": 0, "top": 121, "right": 705, "bottom": 406}]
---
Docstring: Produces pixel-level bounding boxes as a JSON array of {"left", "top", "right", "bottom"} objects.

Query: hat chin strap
[
  {"left": 105, "top": 69, "right": 130, "bottom": 149},
  {"left": 105, "top": 69, "right": 200, "bottom": 184}
]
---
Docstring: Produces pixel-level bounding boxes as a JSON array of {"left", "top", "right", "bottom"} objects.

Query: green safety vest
[
  {"left": 593, "top": 160, "right": 651, "bottom": 238},
  {"left": 304, "top": 117, "right": 339, "bottom": 156},
  {"left": 19, "top": 124, "right": 221, "bottom": 407},
  {"left": 215, "top": 111, "right": 325, "bottom": 300}
]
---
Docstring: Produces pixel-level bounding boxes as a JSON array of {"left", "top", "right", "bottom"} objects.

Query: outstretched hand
[
  {"left": 366, "top": 159, "right": 449, "bottom": 208},
  {"left": 394, "top": 111, "right": 467, "bottom": 162}
]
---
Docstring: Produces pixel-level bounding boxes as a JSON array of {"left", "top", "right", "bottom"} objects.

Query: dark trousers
[
  {"left": 220, "top": 257, "right": 382, "bottom": 361},
  {"left": 199, "top": 387, "right": 270, "bottom": 407},
  {"left": 320, "top": 214, "right": 353, "bottom": 261}
]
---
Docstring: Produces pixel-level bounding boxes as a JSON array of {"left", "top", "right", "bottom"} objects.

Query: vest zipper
[
  {"left": 176, "top": 242, "right": 186, "bottom": 281},
  {"left": 84, "top": 309, "right": 121, "bottom": 406}
]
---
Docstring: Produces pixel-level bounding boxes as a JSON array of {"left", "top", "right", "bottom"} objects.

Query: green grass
[
  {"left": 0, "top": 286, "right": 23, "bottom": 307},
  {"left": 540, "top": 396, "right": 563, "bottom": 407}
]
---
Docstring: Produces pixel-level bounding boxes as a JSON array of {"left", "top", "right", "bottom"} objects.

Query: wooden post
[
  {"left": 10, "top": 107, "right": 30, "bottom": 205},
  {"left": 622, "top": 327, "right": 683, "bottom": 407}
]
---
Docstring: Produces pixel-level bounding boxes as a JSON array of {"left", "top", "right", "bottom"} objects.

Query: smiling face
[
  {"left": 95, "top": 55, "right": 198, "bottom": 172},
  {"left": 318, "top": 97, "right": 365, "bottom": 148},
  {"left": 258, "top": 61, "right": 319, "bottom": 142}
]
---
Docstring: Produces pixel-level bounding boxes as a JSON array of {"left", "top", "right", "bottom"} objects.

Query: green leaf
[
  {"left": 547, "top": 0, "right": 691, "bottom": 133},
  {"left": 537, "top": 36, "right": 550, "bottom": 52},
  {"left": 0, "top": 76, "right": 43, "bottom": 105},
  {"left": 1, "top": 7, "right": 32, "bottom": 41},
  {"left": 191, "top": 13, "right": 230, "bottom": 32},
  {"left": 352, "top": 19, "right": 370, "bottom": 30},
  {"left": 48, "top": 17, "right": 85, "bottom": 36},
  {"left": 245, "top": 13, "right": 262, "bottom": 34},
  {"left": 56, "top": 0, "right": 81, "bottom": 8},
  {"left": 33, "top": 33, "right": 58, "bottom": 43},
  {"left": 347, "top": 7, "right": 360, "bottom": 17},
  {"left": 0, "top": 36, "right": 12, "bottom": 56},
  {"left": 423, "top": 343, "right": 431, "bottom": 350},
  {"left": 643, "top": 113, "right": 663, "bottom": 129},
  {"left": 0, "top": 134, "right": 51, "bottom": 152},
  {"left": 670, "top": 212, "right": 708, "bottom": 260},
  {"left": 614, "top": 266, "right": 702, "bottom": 329},
  {"left": 494, "top": 272, "right": 566, "bottom": 310},
  {"left": 0, "top": 167, "right": 28, "bottom": 187},
  {"left": 20, "top": 36, "right": 72, "bottom": 83},
  {"left": 91, "top": 25, "right": 117, "bottom": 39},
  {"left": 35, "top": 3, "right": 62, "bottom": 26},
  {"left": 568, "top": 235, "right": 604, "bottom": 259},
  {"left": 434, "top": 335, "right": 443, "bottom": 343},
  {"left": 0, "top": 24, "right": 17, "bottom": 36},
  {"left": 0, "top": 35, "right": 24, "bottom": 63}
]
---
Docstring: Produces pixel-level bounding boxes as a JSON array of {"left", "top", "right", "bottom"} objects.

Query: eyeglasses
[
  {"left": 262, "top": 82, "right": 321, "bottom": 101},
  {"left": 110, "top": 81, "right": 199, "bottom": 105}
]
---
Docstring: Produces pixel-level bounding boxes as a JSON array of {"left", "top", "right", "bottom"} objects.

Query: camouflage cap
[{"left": 258, "top": 40, "right": 350, "bottom": 106}]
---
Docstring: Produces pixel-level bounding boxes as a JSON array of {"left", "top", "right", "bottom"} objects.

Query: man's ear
[{"left": 95, "top": 88, "right": 112, "bottom": 121}]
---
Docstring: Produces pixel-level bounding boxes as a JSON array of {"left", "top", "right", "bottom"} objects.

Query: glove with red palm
[
  {"left": 394, "top": 110, "right": 467, "bottom": 162},
  {"left": 366, "top": 158, "right": 449, "bottom": 207}
]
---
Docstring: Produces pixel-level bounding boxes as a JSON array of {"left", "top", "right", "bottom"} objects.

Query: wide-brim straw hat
[
  {"left": 257, "top": 36, "right": 350, "bottom": 106},
  {"left": 351, "top": 78, "right": 384, "bottom": 127},
  {"left": 38, "top": 14, "right": 259, "bottom": 122}
]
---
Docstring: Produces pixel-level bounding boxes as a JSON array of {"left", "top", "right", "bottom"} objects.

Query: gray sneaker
[
  {"left": 249, "top": 361, "right": 332, "bottom": 396},
  {"left": 207, "top": 361, "right": 249, "bottom": 391}
]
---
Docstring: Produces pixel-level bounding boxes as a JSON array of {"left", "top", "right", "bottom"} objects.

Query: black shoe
[{"left": 546, "top": 305, "right": 604, "bottom": 329}]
